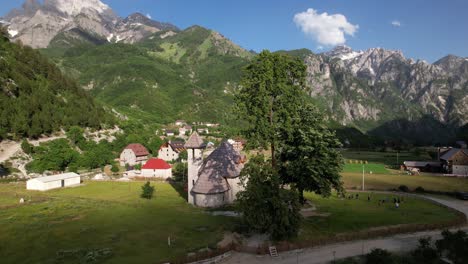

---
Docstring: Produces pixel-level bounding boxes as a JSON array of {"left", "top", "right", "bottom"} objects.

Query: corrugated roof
[
  {"left": 440, "top": 148, "right": 461, "bottom": 161},
  {"left": 125, "top": 143, "right": 149, "bottom": 156},
  {"left": 169, "top": 141, "right": 185, "bottom": 153},
  {"left": 31, "top": 173, "right": 80, "bottom": 183},
  {"left": 192, "top": 141, "right": 244, "bottom": 194},
  {"left": 142, "top": 158, "right": 171, "bottom": 170},
  {"left": 185, "top": 132, "right": 205, "bottom": 149},
  {"left": 404, "top": 161, "right": 441, "bottom": 167}
]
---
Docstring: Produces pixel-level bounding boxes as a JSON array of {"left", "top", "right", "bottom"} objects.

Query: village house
[
  {"left": 403, "top": 161, "right": 442, "bottom": 173},
  {"left": 141, "top": 158, "right": 172, "bottom": 179},
  {"left": 119, "top": 143, "right": 149, "bottom": 166},
  {"left": 174, "top": 120, "right": 186, "bottom": 126},
  {"left": 185, "top": 132, "right": 246, "bottom": 208},
  {"left": 440, "top": 148, "right": 468, "bottom": 176},
  {"left": 158, "top": 141, "right": 185, "bottom": 161},
  {"left": 166, "top": 130, "right": 175, "bottom": 137},
  {"left": 27, "top": 173, "right": 81, "bottom": 191},
  {"left": 179, "top": 125, "right": 192, "bottom": 136},
  {"left": 197, "top": 128, "right": 209, "bottom": 134}
]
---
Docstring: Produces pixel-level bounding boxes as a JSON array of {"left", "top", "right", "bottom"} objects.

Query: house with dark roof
[
  {"left": 141, "top": 158, "right": 172, "bottom": 179},
  {"left": 119, "top": 143, "right": 149, "bottom": 166},
  {"left": 440, "top": 148, "right": 468, "bottom": 175},
  {"left": 185, "top": 132, "right": 246, "bottom": 207},
  {"left": 158, "top": 141, "right": 185, "bottom": 161}
]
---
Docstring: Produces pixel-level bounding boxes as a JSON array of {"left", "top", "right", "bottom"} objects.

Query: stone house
[
  {"left": 119, "top": 143, "right": 149, "bottom": 166},
  {"left": 185, "top": 132, "right": 245, "bottom": 208},
  {"left": 158, "top": 141, "right": 185, "bottom": 161}
]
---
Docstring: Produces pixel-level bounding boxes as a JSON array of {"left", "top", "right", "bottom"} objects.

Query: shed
[
  {"left": 26, "top": 173, "right": 81, "bottom": 191},
  {"left": 141, "top": 158, "right": 172, "bottom": 179}
]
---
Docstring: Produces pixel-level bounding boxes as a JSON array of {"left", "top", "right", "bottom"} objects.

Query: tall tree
[
  {"left": 236, "top": 155, "right": 301, "bottom": 240},
  {"left": 236, "top": 50, "right": 307, "bottom": 168},
  {"left": 279, "top": 104, "right": 344, "bottom": 202}
]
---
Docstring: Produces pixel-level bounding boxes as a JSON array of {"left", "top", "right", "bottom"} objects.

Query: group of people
[{"left": 342, "top": 192, "right": 405, "bottom": 208}]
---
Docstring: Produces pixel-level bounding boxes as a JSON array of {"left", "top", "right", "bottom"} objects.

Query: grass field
[
  {"left": 343, "top": 163, "right": 389, "bottom": 174},
  {"left": 0, "top": 181, "right": 233, "bottom": 264},
  {"left": 0, "top": 181, "right": 461, "bottom": 263},
  {"left": 300, "top": 192, "right": 459, "bottom": 240},
  {"left": 342, "top": 172, "right": 468, "bottom": 192}
]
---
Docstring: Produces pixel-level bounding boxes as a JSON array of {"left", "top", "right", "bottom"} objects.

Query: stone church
[{"left": 184, "top": 132, "right": 245, "bottom": 207}]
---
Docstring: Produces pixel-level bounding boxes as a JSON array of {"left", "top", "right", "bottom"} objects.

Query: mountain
[
  {"left": 2, "top": 0, "right": 178, "bottom": 48},
  {"left": 306, "top": 46, "right": 468, "bottom": 125},
  {"left": 0, "top": 28, "right": 112, "bottom": 139},
  {"left": 44, "top": 26, "right": 253, "bottom": 123}
]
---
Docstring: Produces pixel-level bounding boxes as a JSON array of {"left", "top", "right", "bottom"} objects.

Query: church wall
[{"left": 194, "top": 193, "right": 226, "bottom": 208}]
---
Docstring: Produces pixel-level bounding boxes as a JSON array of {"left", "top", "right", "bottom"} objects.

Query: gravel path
[{"left": 224, "top": 194, "right": 468, "bottom": 264}]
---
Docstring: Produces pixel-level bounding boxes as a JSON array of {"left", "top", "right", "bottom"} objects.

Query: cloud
[
  {"left": 146, "top": 13, "right": 152, "bottom": 19},
  {"left": 293, "top": 8, "right": 358, "bottom": 46},
  {"left": 391, "top": 20, "right": 401, "bottom": 27}
]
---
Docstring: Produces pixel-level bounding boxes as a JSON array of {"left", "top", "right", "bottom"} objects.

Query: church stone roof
[
  {"left": 192, "top": 141, "right": 244, "bottom": 194},
  {"left": 184, "top": 132, "right": 205, "bottom": 149}
]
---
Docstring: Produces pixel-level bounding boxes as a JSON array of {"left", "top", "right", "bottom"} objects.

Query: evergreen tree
[{"left": 141, "top": 181, "right": 155, "bottom": 199}]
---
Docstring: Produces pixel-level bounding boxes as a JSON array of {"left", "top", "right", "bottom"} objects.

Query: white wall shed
[{"left": 26, "top": 173, "right": 81, "bottom": 191}]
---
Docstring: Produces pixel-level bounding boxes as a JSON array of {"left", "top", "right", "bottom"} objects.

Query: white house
[
  {"left": 185, "top": 132, "right": 245, "bottom": 208},
  {"left": 26, "top": 173, "right": 81, "bottom": 191},
  {"left": 120, "top": 143, "right": 149, "bottom": 166},
  {"left": 141, "top": 158, "right": 172, "bottom": 179},
  {"left": 179, "top": 125, "right": 192, "bottom": 136},
  {"left": 158, "top": 141, "right": 185, "bottom": 161}
]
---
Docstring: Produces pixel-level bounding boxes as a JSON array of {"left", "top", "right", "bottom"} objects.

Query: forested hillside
[
  {"left": 44, "top": 26, "right": 253, "bottom": 123},
  {"left": 0, "top": 27, "right": 112, "bottom": 139}
]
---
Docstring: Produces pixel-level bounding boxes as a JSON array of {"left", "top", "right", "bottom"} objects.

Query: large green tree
[
  {"left": 236, "top": 155, "right": 301, "bottom": 240},
  {"left": 236, "top": 50, "right": 307, "bottom": 168},
  {"left": 279, "top": 104, "right": 344, "bottom": 202}
]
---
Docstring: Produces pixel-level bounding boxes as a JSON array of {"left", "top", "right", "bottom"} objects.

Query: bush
[
  {"left": 365, "top": 249, "right": 395, "bottom": 264},
  {"left": 398, "top": 185, "right": 410, "bottom": 192},
  {"left": 140, "top": 181, "right": 155, "bottom": 199},
  {"left": 415, "top": 186, "right": 425, "bottom": 193}
]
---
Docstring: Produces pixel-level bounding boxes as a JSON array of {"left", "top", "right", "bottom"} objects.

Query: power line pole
[{"left": 362, "top": 164, "right": 365, "bottom": 191}]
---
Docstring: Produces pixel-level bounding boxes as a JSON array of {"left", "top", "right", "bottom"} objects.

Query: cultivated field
[{"left": 0, "top": 181, "right": 461, "bottom": 263}]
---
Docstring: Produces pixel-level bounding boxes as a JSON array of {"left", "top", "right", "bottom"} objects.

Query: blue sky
[{"left": 1, "top": 0, "right": 467, "bottom": 62}]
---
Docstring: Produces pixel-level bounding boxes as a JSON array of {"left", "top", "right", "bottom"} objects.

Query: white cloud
[
  {"left": 317, "top": 45, "right": 324, "bottom": 50},
  {"left": 391, "top": 20, "right": 401, "bottom": 27},
  {"left": 146, "top": 13, "right": 152, "bottom": 19},
  {"left": 293, "top": 8, "right": 358, "bottom": 46}
]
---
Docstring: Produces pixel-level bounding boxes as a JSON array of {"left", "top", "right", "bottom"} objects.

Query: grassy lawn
[
  {"left": 299, "top": 192, "right": 459, "bottom": 240},
  {"left": 0, "top": 181, "right": 462, "bottom": 263},
  {"left": 343, "top": 163, "right": 389, "bottom": 174},
  {"left": 0, "top": 181, "right": 233, "bottom": 264},
  {"left": 342, "top": 172, "right": 468, "bottom": 192}
]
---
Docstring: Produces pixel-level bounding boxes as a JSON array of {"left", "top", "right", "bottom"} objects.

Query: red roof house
[
  {"left": 120, "top": 143, "right": 149, "bottom": 166},
  {"left": 142, "top": 158, "right": 172, "bottom": 170},
  {"left": 141, "top": 158, "right": 173, "bottom": 179}
]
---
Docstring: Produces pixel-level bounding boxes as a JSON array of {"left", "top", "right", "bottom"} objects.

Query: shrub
[
  {"left": 398, "top": 185, "right": 410, "bottom": 192},
  {"left": 415, "top": 186, "right": 425, "bottom": 193},
  {"left": 365, "top": 248, "right": 395, "bottom": 264},
  {"left": 141, "top": 181, "right": 155, "bottom": 199}
]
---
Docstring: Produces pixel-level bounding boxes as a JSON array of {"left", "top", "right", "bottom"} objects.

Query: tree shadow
[{"left": 168, "top": 179, "right": 188, "bottom": 201}]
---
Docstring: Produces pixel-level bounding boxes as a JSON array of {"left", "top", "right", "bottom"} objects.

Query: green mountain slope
[
  {"left": 0, "top": 28, "right": 112, "bottom": 139},
  {"left": 44, "top": 26, "right": 253, "bottom": 123}
]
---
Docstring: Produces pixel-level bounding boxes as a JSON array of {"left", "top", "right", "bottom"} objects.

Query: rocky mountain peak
[
  {"left": 3, "top": 0, "right": 177, "bottom": 48},
  {"left": 44, "top": 0, "right": 111, "bottom": 16}
]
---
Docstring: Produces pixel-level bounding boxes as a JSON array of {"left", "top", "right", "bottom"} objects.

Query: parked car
[{"left": 455, "top": 192, "right": 468, "bottom": 200}]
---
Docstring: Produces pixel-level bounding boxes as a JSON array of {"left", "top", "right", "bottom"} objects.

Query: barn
[
  {"left": 26, "top": 173, "right": 81, "bottom": 191},
  {"left": 141, "top": 158, "right": 172, "bottom": 179}
]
